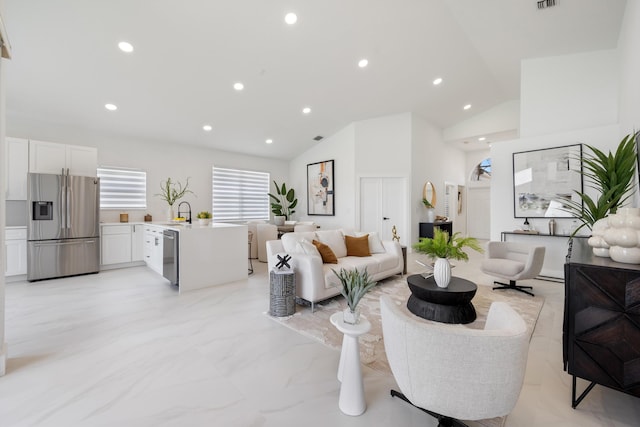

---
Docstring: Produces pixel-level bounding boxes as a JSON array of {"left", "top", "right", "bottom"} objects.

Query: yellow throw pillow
[
  {"left": 312, "top": 239, "right": 338, "bottom": 264},
  {"left": 345, "top": 234, "right": 371, "bottom": 257}
]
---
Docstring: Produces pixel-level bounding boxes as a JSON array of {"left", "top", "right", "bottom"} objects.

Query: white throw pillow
[
  {"left": 297, "top": 240, "right": 321, "bottom": 258},
  {"left": 281, "top": 232, "right": 317, "bottom": 253},
  {"left": 357, "top": 231, "right": 386, "bottom": 254},
  {"left": 315, "top": 229, "right": 347, "bottom": 258}
]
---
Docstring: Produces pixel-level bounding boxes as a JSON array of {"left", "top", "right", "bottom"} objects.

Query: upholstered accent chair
[
  {"left": 480, "top": 241, "right": 545, "bottom": 297},
  {"left": 380, "top": 295, "right": 530, "bottom": 427}
]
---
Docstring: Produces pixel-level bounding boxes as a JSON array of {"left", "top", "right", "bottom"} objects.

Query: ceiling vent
[
  {"left": 537, "top": 0, "right": 556, "bottom": 9},
  {"left": 313, "top": 135, "right": 324, "bottom": 141}
]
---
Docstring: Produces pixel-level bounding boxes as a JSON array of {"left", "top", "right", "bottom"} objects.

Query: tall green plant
[
  {"left": 413, "top": 228, "right": 483, "bottom": 261},
  {"left": 155, "top": 177, "right": 193, "bottom": 206},
  {"left": 268, "top": 181, "right": 298, "bottom": 219},
  {"left": 561, "top": 131, "right": 638, "bottom": 234},
  {"left": 332, "top": 268, "right": 378, "bottom": 312}
]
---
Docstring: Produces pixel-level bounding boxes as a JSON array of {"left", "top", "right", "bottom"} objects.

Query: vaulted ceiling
[{"left": 3, "top": 0, "right": 627, "bottom": 159}]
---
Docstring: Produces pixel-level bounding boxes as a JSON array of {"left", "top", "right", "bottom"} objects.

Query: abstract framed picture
[
  {"left": 512, "top": 144, "right": 583, "bottom": 218},
  {"left": 307, "top": 160, "right": 334, "bottom": 216}
]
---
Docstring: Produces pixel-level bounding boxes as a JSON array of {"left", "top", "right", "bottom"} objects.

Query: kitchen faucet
[{"left": 177, "top": 201, "right": 192, "bottom": 224}]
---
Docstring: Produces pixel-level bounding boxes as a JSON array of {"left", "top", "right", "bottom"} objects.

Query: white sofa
[{"left": 267, "top": 229, "right": 403, "bottom": 310}]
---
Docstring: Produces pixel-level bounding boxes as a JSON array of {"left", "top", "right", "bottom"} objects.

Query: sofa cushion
[
  {"left": 345, "top": 234, "right": 371, "bottom": 257},
  {"left": 281, "top": 231, "right": 317, "bottom": 253},
  {"left": 371, "top": 253, "right": 400, "bottom": 272},
  {"left": 356, "top": 231, "right": 386, "bottom": 254},
  {"left": 316, "top": 229, "right": 348, "bottom": 258},
  {"left": 481, "top": 258, "right": 525, "bottom": 276},
  {"left": 312, "top": 240, "right": 338, "bottom": 264}
]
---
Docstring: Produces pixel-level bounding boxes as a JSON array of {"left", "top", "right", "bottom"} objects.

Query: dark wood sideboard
[
  {"left": 564, "top": 238, "right": 640, "bottom": 408},
  {"left": 418, "top": 221, "right": 453, "bottom": 239}
]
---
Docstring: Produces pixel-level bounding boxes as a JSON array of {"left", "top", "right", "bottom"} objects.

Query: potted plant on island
[
  {"left": 156, "top": 177, "right": 194, "bottom": 221},
  {"left": 268, "top": 181, "right": 298, "bottom": 226},
  {"left": 332, "top": 267, "right": 378, "bottom": 324},
  {"left": 413, "top": 228, "right": 483, "bottom": 288},
  {"left": 197, "top": 211, "right": 212, "bottom": 226}
]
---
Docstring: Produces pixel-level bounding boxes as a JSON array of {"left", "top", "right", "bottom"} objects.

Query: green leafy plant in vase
[
  {"left": 197, "top": 211, "right": 212, "bottom": 225},
  {"left": 413, "top": 228, "right": 483, "bottom": 288},
  {"left": 268, "top": 181, "right": 297, "bottom": 225},
  {"left": 422, "top": 198, "right": 435, "bottom": 222},
  {"left": 332, "top": 267, "right": 378, "bottom": 324},
  {"left": 156, "top": 177, "right": 194, "bottom": 221}
]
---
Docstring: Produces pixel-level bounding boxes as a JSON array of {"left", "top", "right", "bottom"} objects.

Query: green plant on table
[
  {"left": 422, "top": 198, "right": 434, "bottom": 209},
  {"left": 332, "top": 268, "right": 378, "bottom": 312},
  {"left": 559, "top": 131, "right": 638, "bottom": 235},
  {"left": 156, "top": 177, "right": 194, "bottom": 206},
  {"left": 268, "top": 181, "right": 298, "bottom": 219},
  {"left": 413, "top": 228, "right": 483, "bottom": 261},
  {"left": 197, "top": 211, "right": 212, "bottom": 219}
]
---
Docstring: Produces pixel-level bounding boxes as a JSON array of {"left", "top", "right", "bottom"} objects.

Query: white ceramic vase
[
  {"left": 167, "top": 206, "right": 174, "bottom": 222},
  {"left": 603, "top": 208, "right": 640, "bottom": 264},
  {"left": 343, "top": 307, "right": 361, "bottom": 325},
  {"left": 433, "top": 257, "right": 451, "bottom": 288},
  {"left": 274, "top": 216, "right": 286, "bottom": 226},
  {"left": 426, "top": 208, "right": 435, "bottom": 223},
  {"left": 198, "top": 218, "right": 211, "bottom": 226},
  {"left": 588, "top": 217, "right": 611, "bottom": 257}
]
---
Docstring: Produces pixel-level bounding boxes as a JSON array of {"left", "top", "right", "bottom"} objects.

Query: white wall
[
  {"left": 520, "top": 50, "right": 619, "bottom": 138},
  {"left": 443, "top": 100, "right": 520, "bottom": 142},
  {"left": 289, "top": 124, "right": 356, "bottom": 230},
  {"left": 6, "top": 119, "right": 290, "bottom": 223},
  {"left": 618, "top": 0, "right": 640, "bottom": 135},
  {"left": 0, "top": 1, "right": 7, "bottom": 376}
]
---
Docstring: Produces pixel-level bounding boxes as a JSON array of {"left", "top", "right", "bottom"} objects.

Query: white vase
[
  {"left": 198, "top": 218, "right": 211, "bottom": 226},
  {"left": 603, "top": 208, "right": 640, "bottom": 264},
  {"left": 167, "top": 206, "right": 174, "bottom": 221},
  {"left": 588, "top": 217, "right": 611, "bottom": 257},
  {"left": 274, "top": 216, "right": 286, "bottom": 226},
  {"left": 343, "top": 307, "right": 360, "bottom": 325},
  {"left": 426, "top": 208, "right": 435, "bottom": 223},
  {"left": 433, "top": 257, "right": 451, "bottom": 288}
]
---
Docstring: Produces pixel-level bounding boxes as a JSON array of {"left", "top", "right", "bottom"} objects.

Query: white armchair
[
  {"left": 380, "top": 295, "right": 530, "bottom": 426},
  {"left": 480, "top": 241, "right": 545, "bottom": 296}
]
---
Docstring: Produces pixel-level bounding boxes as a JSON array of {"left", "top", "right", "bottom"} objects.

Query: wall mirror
[
  {"left": 422, "top": 181, "right": 436, "bottom": 208},
  {"left": 512, "top": 144, "right": 582, "bottom": 218}
]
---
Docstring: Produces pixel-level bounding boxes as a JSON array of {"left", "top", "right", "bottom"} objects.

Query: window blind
[
  {"left": 97, "top": 167, "right": 147, "bottom": 209},
  {"left": 212, "top": 167, "right": 269, "bottom": 222}
]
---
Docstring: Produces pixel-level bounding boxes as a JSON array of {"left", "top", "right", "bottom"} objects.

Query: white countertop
[{"left": 100, "top": 221, "right": 243, "bottom": 233}]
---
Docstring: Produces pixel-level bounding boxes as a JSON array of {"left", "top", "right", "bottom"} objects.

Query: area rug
[{"left": 267, "top": 275, "right": 545, "bottom": 427}]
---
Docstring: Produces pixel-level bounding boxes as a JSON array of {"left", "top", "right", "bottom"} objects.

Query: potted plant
[
  {"left": 422, "top": 198, "right": 435, "bottom": 222},
  {"left": 413, "top": 228, "right": 483, "bottom": 288},
  {"left": 268, "top": 181, "right": 298, "bottom": 225},
  {"left": 197, "top": 211, "right": 212, "bottom": 226},
  {"left": 561, "top": 131, "right": 638, "bottom": 236},
  {"left": 156, "top": 177, "right": 194, "bottom": 221},
  {"left": 332, "top": 267, "right": 377, "bottom": 324}
]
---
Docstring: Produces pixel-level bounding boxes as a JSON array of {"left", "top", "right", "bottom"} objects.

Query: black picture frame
[
  {"left": 307, "top": 160, "right": 335, "bottom": 216},
  {"left": 512, "top": 144, "right": 583, "bottom": 218}
]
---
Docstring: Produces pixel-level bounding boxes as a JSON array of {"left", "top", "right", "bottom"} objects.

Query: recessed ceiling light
[
  {"left": 463, "top": 104, "right": 472, "bottom": 110},
  {"left": 433, "top": 77, "right": 443, "bottom": 85},
  {"left": 302, "top": 107, "right": 311, "bottom": 114},
  {"left": 105, "top": 103, "right": 117, "bottom": 111},
  {"left": 285, "top": 12, "right": 298, "bottom": 25},
  {"left": 233, "top": 82, "right": 244, "bottom": 91},
  {"left": 266, "top": 139, "right": 273, "bottom": 144},
  {"left": 118, "top": 41, "right": 134, "bottom": 53},
  {"left": 358, "top": 59, "right": 369, "bottom": 68},
  {"left": 203, "top": 125, "right": 212, "bottom": 132},
  {"left": 478, "top": 137, "right": 486, "bottom": 141}
]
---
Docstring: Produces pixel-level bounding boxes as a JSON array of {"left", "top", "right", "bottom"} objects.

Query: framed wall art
[
  {"left": 307, "top": 160, "right": 334, "bottom": 216},
  {"left": 512, "top": 144, "right": 583, "bottom": 218}
]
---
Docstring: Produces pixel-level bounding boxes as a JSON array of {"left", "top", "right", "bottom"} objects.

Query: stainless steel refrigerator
[{"left": 27, "top": 171, "right": 100, "bottom": 281}]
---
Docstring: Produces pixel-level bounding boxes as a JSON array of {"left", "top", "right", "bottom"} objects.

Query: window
[
  {"left": 212, "top": 167, "right": 269, "bottom": 222},
  {"left": 97, "top": 167, "right": 147, "bottom": 209}
]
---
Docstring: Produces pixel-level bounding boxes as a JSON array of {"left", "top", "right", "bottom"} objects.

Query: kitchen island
[{"left": 100, "top": 221, "right": 248, "bottom": 293}]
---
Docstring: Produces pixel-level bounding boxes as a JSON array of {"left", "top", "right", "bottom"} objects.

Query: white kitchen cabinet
[
  {"left": 29, "top": 139, "right": 97, "bottom": 177},
  {"left": 144, "top": 225, "right": 164, "bottom": 275},
  {"left": 5, "top": 137, "right": 29, "bottom": 200},
  {"left": 101, "top": 225, "right": 132, "bottom": 265},
  {"left": 5, "top": 227, "right": 27, "bottom": 276},
  {"left": 131, "top": 224, "right": 145, "bottom": 262}
]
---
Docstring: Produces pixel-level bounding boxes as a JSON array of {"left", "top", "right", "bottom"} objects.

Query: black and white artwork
[{"left": 512, "top": 144, "right": 583, "bottom": 218}]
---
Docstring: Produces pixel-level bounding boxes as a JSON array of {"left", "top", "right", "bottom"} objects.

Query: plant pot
[
  {"left": 343, "top": 307, "right": 361, "bottom": 325},
  {"left": 167, "top": 206, "right": 174, "bottom": 222},
  {"left": 274, "top": 216, "right": 286, "bottom": 226},
  {"left": 198, "top": 218, "right": 211, "bottom": 226},
  {"left": 433, "top": 257, "right": 451, "bottom": 288},
  {"left": 426, "top": 208, "right": 435, "bottom": 223}
]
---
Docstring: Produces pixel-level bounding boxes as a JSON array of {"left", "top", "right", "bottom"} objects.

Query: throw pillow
[
  {"left": 357, "top": 231, "right": 386, "bottom": 254},
  {"left": 312, "top": 239, "right": 338, "bottom": 264},
  {"left": 315, "top": 229, "right": 348, "bottom": 258},
  {"left": 345, "top": 234, "right": 371, "bottom": 257},
  {"left": 297, "top": 240, "right": 321, "bottom": 258}
]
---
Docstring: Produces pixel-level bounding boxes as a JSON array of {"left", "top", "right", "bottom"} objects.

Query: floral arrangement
[{"left": 156, "top": 177, "right": 193, "bottom": 206}]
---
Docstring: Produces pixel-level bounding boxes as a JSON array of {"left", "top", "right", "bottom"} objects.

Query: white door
[
  {"left": 467, "top": 187, "right": 490, "bottom": 239},
  {"left": 359, "top": 177, "right": 406, "bottom": 243}
]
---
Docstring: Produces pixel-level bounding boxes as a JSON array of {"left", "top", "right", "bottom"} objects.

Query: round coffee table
[{"left": 406, "top": 274, "right": 477, "bottom": 324}]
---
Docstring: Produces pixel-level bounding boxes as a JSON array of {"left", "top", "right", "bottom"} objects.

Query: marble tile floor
[{"left": 1, "top": 249, "right": 639, "bottom": 427}]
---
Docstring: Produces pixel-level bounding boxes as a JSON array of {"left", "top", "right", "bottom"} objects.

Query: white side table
[{"left": 330, "top": 312, "right": 371, "bottom": 416}]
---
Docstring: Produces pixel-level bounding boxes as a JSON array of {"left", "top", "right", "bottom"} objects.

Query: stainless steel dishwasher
[{"left": 163, "top": 229, "right": 179, "bottom": 286}]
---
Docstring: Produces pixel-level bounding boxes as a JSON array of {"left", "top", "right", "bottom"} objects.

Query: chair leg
[
  {"left": 492, "top": 280, "right": 534, "bottom": 297},
  {"left": 390, "top": 390, "right": 468, "bottom": 427}
]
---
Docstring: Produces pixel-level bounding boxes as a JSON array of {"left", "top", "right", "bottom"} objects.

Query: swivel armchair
[
  {"left": 380, "top": 295, "right": 530, "bottom": 427},
  {"left": 480, "top": 241, "right": 545, "bottom": 297}
]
